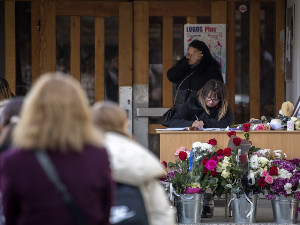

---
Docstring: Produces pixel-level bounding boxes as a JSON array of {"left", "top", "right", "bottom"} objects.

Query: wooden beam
[
  {"left": 275, "top": 0, "right": 285, "bottom": 114},
  {"left": 70, "top": 16, "right": 81, "bottom": 81},
  {"left": 95, "top": 17, "right": 105, "bottom": 102},
  {"left": 227, "top": 1, "right": 235, "bottom": 119},
  {"left": 249, "top": 1, "right": 261, "bottom": 119},
  {"left": 5, "top": 1, "right": 16, "bottom": 94},
  {"left": 133, "top": 1, "right": 149, "bottom": 85},
  {"left": 149, "top": 1, "right": 211, "bottom": 17},
  {"left": 163, "top": 17, "right": 173, "bottom": 108},
  {"left": 56, "top": 1, "right": 118, "bottom": 17},
  {"left": 119, "top": 2, "right": 133, "bottom": 87},
  {"left": 40, "top": 0, "right": 56, "bottom": 74},
  {"left": 31, "top": 0, "right": 41, "bottom": 83},
  {"left": 187, "top": 17, "right": 197, "bottom": 24},
  {"left": 211, "top": 1, "right": 227, "bottom": 24}
]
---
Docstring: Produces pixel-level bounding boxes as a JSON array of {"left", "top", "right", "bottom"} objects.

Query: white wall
[{"left": 286, "top": 0, "right": 300, "bottom": 107}]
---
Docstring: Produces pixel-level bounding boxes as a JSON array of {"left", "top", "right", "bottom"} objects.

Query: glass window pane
[
  {"left": 80, "top": 16, "right": 95, "bottom": 105},
  {"left": 260, "top": 2, "right": 276, "bottom": 117},
  {"left": 149, "top": 134, "right": 160, "bottom": 159},
  {"left": 56, "top": 16, "right": 70, "bottom": 74},
  {"left": 0, "top": 1, "right": 4, "bottom": 79},
  {"left": 15, "top": 1, "right": 31, "bottom": 96},
  {"left": 105, "top": 17, "right": 119, "bottom": 103},
  {"left": 235, "top": 2, "right": 250, "bottom": 124}
]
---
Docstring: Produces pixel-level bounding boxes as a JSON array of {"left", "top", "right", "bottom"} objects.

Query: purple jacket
[{"left": 0, "top": 145, "right": 114, "bottom": 225}]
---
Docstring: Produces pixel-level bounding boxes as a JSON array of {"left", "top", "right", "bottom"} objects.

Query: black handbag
[{"left": 162, "top": 70, "right": 196, "bottom": 127}]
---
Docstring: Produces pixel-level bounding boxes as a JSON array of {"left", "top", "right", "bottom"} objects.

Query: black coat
[
  {"left": 169, "top": 97, "right": 234, "bottom": 128},
  {"left": 167, "top": 57, "right": 223, "bottom": 111}
]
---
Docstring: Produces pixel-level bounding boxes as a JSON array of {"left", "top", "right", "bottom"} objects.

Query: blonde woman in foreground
[
  {"left": 92, "top": 101, "right": 175, "bottom": 225},
  {"left": 0, "top": 73, "right": 114, "bottom": 225}
]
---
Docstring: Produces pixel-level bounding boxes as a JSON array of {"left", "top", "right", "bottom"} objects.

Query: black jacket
[
  {"left": 169, "top": 97, "right": 234, "bottom": 128},
  {"left": 167, "top": 58, "right": 223, "bottom": 111}
]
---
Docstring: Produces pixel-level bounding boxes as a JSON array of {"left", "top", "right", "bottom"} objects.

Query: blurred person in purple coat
[{"left": 0, "top": 73, "right": 114, "bottom": 225}]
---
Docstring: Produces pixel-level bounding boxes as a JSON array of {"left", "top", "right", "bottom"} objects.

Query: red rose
[
  {"left": 203, "top": 168, "right": 208, "bottom": 174},
  {"left": 161, "top": 161, "right": 167, "bottom": 168},
  {"left": 243, "top": 123, "right": 251, "bottom": 132},
  {"left": 227, "top": 131, "right": 236, "bottom": 138},
  {"left": 211, "top": 170, "right": 218, "bottom": 177},
  {"left": 207, "top": 138, "right": 217, "bottom": 146},
  {"left": 216, "top": 149, "right": 223, "bottom": 156},
  {"left": 233, "top": 137, "right": 241, "bottom": 146},
  {"left": 239, "top": 155, "right": 247, "bottom": 164},
  {"left": 258, "top": 177, "right": 267, "bottom": 187},
  {"left": 211, "top": 155, "right": 218, "bottom": 161},
  {"left": 223, "top": 148, "right": 232, "bottom": 156},
  {"left": 269, "top": 166, "right": 278, "bottom": 176},
  {"left": 202, "top": 157, "right": 209, "bottom": 166},
  {"left": 178, "top": 151, "right": 188, "bottom": 161}
]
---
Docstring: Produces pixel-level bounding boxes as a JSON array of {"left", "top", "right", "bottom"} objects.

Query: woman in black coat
[
  {"left": 167, "top": 40, "right": 223, "bottom": 111},
  {"left": 169, "top": 79, "right": 233, "bottom": 128}
]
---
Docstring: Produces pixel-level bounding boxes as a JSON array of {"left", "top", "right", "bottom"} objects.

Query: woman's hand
[
  {"left": 187, "top": 51, "right": 203, "bottom": 65},
  {"left": 192, "top": 120, "right": 204, "bottom": 128}
]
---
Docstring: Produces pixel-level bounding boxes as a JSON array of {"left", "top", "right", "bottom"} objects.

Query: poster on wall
[{"left": 184, "top": 24, "right": 226, "bottom": 82}]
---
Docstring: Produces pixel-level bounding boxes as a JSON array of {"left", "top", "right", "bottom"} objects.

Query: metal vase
[
  {"left": 231, "top": 193, "right": 258, "bottom": 223},
  {"left": 271, "top": 195, "right": 299, "bottom": 224},
  {"left": 174, "top": 193, "right": 203, "bottom": 224}
]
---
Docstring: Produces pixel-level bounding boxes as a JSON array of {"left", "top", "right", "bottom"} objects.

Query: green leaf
[
  {"left": 221, "top": 180, "right": 227, "bottom": 186},
  {"left": 297, "top": 167, "right": 300, "bottom": 171},
  {"left": 168, "top": 162, "right": 175, "bottom": 167}
]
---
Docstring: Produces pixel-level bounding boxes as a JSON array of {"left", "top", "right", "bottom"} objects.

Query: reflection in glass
[
  {"left": 105, "top": 17, "right": 119, "bottom": 103},
  {"left": 149, "top": 17, "right": 163, "bottom": 125},
  {"left": 15, "top": 2, "right": 31, "bottom": 96},
  {"left": 149, "top": 134, "right": 160, "bottom": 159},
  {"left": 0, "top": 1, "right": 4, "bottom": 78},
  {"left": 260, "top": 2, "right": 275, "bottom": 117},
  {"left": 80, "top": 17, "right": 95, "bottom": 105},
  {"left": 234, "top": 2, "right": 250, "bottom": 124},
  {"left": 56, "top": 16, "right": 70, "bottom": 74}
]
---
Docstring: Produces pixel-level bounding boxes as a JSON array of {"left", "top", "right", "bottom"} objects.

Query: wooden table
[{"left": 157, "top": 130, "right": 300, "bottom": 163}]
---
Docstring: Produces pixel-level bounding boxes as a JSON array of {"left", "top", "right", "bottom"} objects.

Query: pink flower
[
  {"left": 185, "top": 187, "right": 202, "bottom": 194},
  {"left": 217, "top": 156, "right": 223, "bottom": 159},
  {"left": 175, "top": 147, "right": 188, "bottom": 155},
  {"left": 205, "top": 160, "right": 218, "bottom": 171},
  {"left": 265, "top": 175, "right": 273, "bottom": 184},
  {"left": 261, "top": 170, "right": 269, "bottom": 177},
  {"left": 256, "top": 124, "right": 264, "bottom": 131}
]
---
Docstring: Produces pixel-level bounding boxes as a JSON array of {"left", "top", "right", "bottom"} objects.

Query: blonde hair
[
  {"left": 13, "top": 72, "right": 102, "bottom": 152},
  {"left": 91, "top": 101, "right": 131, "bottom": 138},
  {"left": 198, "top": 79, "right": 229, "bottom": 121}
]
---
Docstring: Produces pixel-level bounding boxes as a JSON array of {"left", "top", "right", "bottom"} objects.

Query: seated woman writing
[{"left": 169, "top": 79, "right": 233, "bottom": 128}]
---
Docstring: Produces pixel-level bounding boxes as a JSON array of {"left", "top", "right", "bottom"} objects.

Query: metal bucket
[
  {"left": 231, "top": 193, "right": 258, "bottom": 223},
  {"left": 271, "top": 195, "right": 299, "bottom": 224},
  {"left": 174, "top": 193, "right": 203, "bottom": 224}
]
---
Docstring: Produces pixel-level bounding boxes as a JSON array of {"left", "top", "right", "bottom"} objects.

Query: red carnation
[
  {"left": 223, "top": 148, "right": 232, "bottom": 156},
  {"left": 239, "top": 155, "right": 247, "bottom": 164},
  {"left": 227, "top": 131, "right": 236, "bottom": 138},
  {"left": 178, "top": 151, "right": 188, "bottom": 161},
  {"left": 211, "top": 155, "right": 218, "bottom": 161},
  {"left": 258, "top": 177, "right": 267, "bottom": 187},
  {"left": 216, "top": 149, "right": 223, "bottom": 156},
  {"left": 207, "top": 138, "right": 217, "bottom": 146},
  {"left": 243, "top": 123, "right": 251, "bottom": 132},
  {"left": 203, "top": 168, "right": 208, "bottom": 174},
  {"left": 269, "top": 166, "right": 278, "bottom": 176},
  {"left": 202, "top": 157, "right": 209, "bottom": 166},
  {"left": 162, "top": 161, "right": 167, "bottom": 168},
  {"left": 233, "top": 137, "right": 241, "bottom": 146},
  {"left": 211, "top": 170, "right": 218, "bottom": 177}
]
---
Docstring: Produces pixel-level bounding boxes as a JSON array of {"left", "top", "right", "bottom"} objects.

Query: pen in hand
[{"left": 195, "top": 115, "right": 199, "bottom": 121}]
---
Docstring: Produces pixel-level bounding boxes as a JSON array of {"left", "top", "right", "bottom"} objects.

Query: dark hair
[
  {"left": 188, "top": 40, "right": 220, "bottom": 72},
  {"left": 0, "top": 97, "right": 24, "bottom": 127},
  {"left": 0, "top": 78, "right": 13, "bottom": 100},
  {"left": 197, "top": 79, "right": 229, "bottom": 121}
]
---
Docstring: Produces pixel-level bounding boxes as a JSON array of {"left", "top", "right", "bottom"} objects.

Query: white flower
[
  {"left": 192, "top": 142, "right": 203, "bottom": 149},
  {"left": 291, "top": 117, "right": 298, "bottom": 122},
  {"left": 258, "top": 157, "right": 269, "bottom": 166},
  {"left": 258, "top": 149, "right": 270, "bottom": 156},
  {"left": 226, "top": 184, "right": 232, "bottom": 188},
  {"left": 284, "top": 153, "right": 287, "bottom": 158},
  {"left": 202, "top": 143, "right": 214, "bottom": 153},
  {"left": 284, "top": 183, "right": 293, "bottom": 194},
  {"left": 274, "top": 150, "right": 283, "bottom": 159},
  {"left": 249, "top": 155, "right": 259, "bottom": 169},
  {"left": 221, "top": 170, "right": 230, "bottom": 178},
  {"left": 216, "top": 162, "right": 223, "bottom": 172},
  {"left": 278, "top": 169, "right": 292, "bottom": 179}
]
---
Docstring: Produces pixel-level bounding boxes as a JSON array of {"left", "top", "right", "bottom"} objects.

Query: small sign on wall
[{"left": 184, "top": 24, "right": 226, "bottom": 82}]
